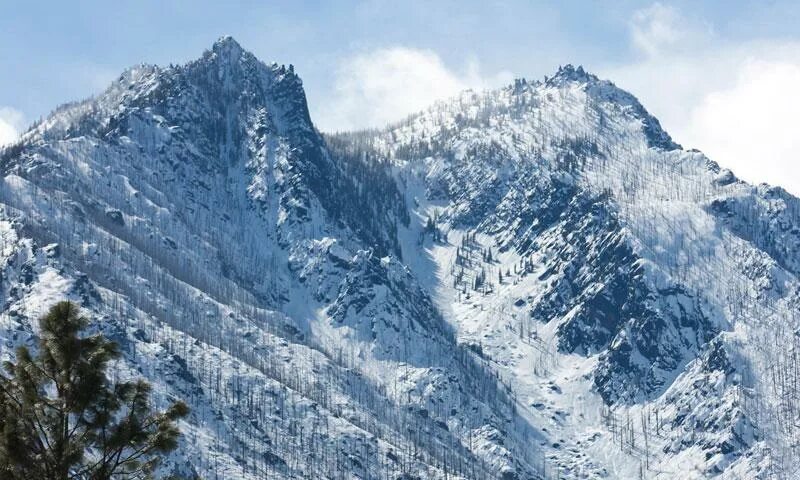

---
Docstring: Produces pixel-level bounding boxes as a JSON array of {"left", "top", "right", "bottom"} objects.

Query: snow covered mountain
[{"left": 2, "top": 37, "right": 799, "bottom": 479}]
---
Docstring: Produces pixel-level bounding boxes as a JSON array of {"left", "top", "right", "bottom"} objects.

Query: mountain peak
[
  {"left": 194, "top": 36, "right": 299, "bottom": 86},
  {"left": 541, "top": 63, "right": 680, "bottom": 150},
  {"left": 188, "top": 37, "right": 278, "bottom": 95},
  {"left": 546, "top": 64, "right": 598, "bottom": 87},
  {"left": 211, "top": 35, "right": 244, "bottom": 58},
  {"left": 202, "top": 35, "right": 250, "bottom": 68}
]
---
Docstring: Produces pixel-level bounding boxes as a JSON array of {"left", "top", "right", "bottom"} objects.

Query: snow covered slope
[
  {"left": 330, "top": 65, "right": 800, "bottom": 478},
  {"left": 1, "top": 40, "right": 799, "bottom": 479}
]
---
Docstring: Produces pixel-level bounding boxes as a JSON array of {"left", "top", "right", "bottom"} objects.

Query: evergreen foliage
[{"left": 0, "top": 301, "right": 189, "bottom": 480}]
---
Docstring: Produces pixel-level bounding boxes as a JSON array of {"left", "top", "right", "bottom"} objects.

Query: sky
[{"left": 1, "top": 1, "right": 799, "bottom": 194}]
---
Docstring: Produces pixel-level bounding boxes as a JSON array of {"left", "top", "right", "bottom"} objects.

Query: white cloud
[
  {"left": 629, "top": 2, "right": 712, "bottom": 58},
  {"left": 603, "top": 3, "right": 800, "bottom": 195},
  {"left": 314, "top": 47, "right": 513, "bottom": 132},
  {"left": 0, "top": 107, "right": 25, "bottom": 147},
  {"left": 686, "top": 59, "right": 800, "bottom": 193}
]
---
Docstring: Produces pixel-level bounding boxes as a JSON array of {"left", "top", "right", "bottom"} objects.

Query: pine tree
[{"left": 0, "top": 301, "right": 189, "bottom": 480}]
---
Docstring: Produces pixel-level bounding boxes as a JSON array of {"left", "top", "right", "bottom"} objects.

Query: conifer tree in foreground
[{"left": 0, "top": 301, "right": 189, "bottom": 480}]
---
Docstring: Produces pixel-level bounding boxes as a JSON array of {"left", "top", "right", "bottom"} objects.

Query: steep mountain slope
[
  {"left": 1, "top": 39, "right": 799, "bottom": 479},
  {"left": 0, "top": 38, "right": 541, "bottom": 479},
  {"left": 329, "top": 65, "right": 800, "bottom": 478}
]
